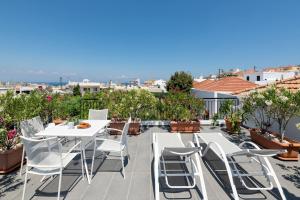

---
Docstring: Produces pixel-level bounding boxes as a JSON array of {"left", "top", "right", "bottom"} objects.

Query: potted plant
[
  {"left": 211, "top": 113, "right": 219, "bottom": 127},
  {"left": 165, "top": 92, "right": 203, "bottom": 133},
  {"left": 219, "top": 100, "right": 242, "bottom": 134},
  {"left": 0, "top": 117, "right": 22, "bottom": 174},
  {"left": 243, "top": 87, "right": 300, "bottom": 161},
  {"left": 108, "top": 90, "right": 157, "bottom": 135}
]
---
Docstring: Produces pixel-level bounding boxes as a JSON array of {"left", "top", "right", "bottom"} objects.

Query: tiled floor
[{"left": 0, "top": 126, "right": 299, "bottom": 200}]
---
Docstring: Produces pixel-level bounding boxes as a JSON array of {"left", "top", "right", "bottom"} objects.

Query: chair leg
[
  {"left": 80, "top": 146, "right": 85, "bottom": 180},
  {"left": 40, "top": 175, "right": 47, "bottom": 182},
  {"left": 22, "top": 168, "right": 28, "bottom": 200},
  {"left": 90, "top": 140, "right": 97, "bottom": 178},
  {"left": 264, "top": 158, "right": 286, "bottom": 200},
  {"left": 126, "top": 146, "right": 130, "bottom": 160},
  {"left": 121, "top": 151, "right": 125, "bottom": 179},
  {"left": 154, "top": 157, "right": 159, "bottom": 200},
  {"left": 57, "top": 171, "right": 62, "bottom": 200},
  {"left": 20, "top": 148, "right": 25, "bottom": 177}
]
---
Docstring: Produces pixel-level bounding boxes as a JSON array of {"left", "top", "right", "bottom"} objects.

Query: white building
[
  {"left": 194, "top": 76, "right": 206, "bottom": 83},
  {"left": 244, "top": 71, "right": 299, "bottom": 85},
  {"left": 0, "top": 87, "right": 11, "bottom": 95},
  {"left": 153, "top": 79, "right": 166, "bottom": 91},
  {"left": 67, "top": 79, "right": 106, "bottom": 94}
]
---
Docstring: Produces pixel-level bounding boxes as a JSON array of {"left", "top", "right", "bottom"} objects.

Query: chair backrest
[
  {"left": 120, "top": 117, "right": 131, "bottom": 146},
  {"left": 20, "top": 117, "right": 43, "bottom": 138},
  {"left": 31, "top": 116, "right": 44, "bottom": 132},
  {"left": 20, "top": 136, "right": 62, "bottom": 169},
  {"left": 88, "top": 109, "right": 108, "bottom": 120}
]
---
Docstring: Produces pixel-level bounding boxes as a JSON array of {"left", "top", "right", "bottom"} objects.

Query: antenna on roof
[
  {"left": 218, "top": 68, "right": 223, "bottom": 79},
  {"left": 59, "top": 77, "right": 63, "bottom": 89}
]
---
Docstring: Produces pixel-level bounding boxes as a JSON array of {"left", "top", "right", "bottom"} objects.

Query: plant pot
[
  {"left": 109, "top": 120, "right": 141, "bottom": 135},
  {"left": 53, "top": 118, "right": 64, "bottom": 125},
  {"left": 170, "top": 120, "right": 200, "bottom": 133},
  {"left": 250, "top": 129, "right": 300, "bottom": 161},
  {"left": 0, "top": 144, "right": 23, "bottom": 174},
  {"left": 225, "top": 118, "right": 241, "bottom": 134}
]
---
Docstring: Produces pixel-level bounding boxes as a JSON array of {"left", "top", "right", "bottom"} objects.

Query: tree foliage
[
  {"left": 166, "top": 71, "right": 193, "bottom": 93},
  {"left": 73, "top": 84, "right": 81, "bottom": 96}
]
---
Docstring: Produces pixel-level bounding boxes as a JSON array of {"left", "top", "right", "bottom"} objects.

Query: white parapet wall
[{"left": 141, "top": 120, "right": 225, "bottom": 126}]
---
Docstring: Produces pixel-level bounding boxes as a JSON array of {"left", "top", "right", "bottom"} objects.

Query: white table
[{"left": 36, "top": 120, "right": 110, "bottom": 184}]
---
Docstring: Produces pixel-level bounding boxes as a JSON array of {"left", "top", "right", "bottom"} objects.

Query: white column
[{"left": 214, "top": 92, "right": 218, "bottom": 117}]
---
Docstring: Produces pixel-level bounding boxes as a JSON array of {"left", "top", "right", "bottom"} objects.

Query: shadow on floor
[
  {"left": 0, "top": 170, "right": 23, "bottom": 199},
  {"left": 276, "top": 163, "right": 300, "bottom": 189},
  {"left": 29, "top": 155, "right": 84, "bottom": 200}
]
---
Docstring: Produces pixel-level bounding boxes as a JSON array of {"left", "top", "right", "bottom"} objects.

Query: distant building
[
  {"left": 242, "top": 65, "right": 300, "bottom": 85},
  {"left": 243, "top": 71, "right": 299, "bottom": 85},
  {"left": 153, "top": 79, "right": 166, "bottom": 90},
  {"left": 67, "top": 79, "right": 106, "bottom": 94},
  {"left": 233, "top": 75, "right": 300, "bottom": 96},
  {"left": 143, "top": 79, "right": 166, "bottom": 92},
  {"left": 0, "top": 87, "right": 12, "bottom": 95},
  {"left": 128, "top": 78, "right": 141, "bottom": 87}
]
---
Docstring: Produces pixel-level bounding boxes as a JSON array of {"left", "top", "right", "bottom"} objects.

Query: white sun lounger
[
  {"left": 194, "top": 132, "right": 286, "bottom": 200},
  {"left": 153, "top": 132, "right": 207, "bottom": 200}
]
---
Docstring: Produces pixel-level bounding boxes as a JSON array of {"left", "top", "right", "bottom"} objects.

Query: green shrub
[
  {"left": 163, "top": 92, "right": 204, "bottom": 121},
  {"left": 243, "top": 86, "right": 300, "bottom": 140}
]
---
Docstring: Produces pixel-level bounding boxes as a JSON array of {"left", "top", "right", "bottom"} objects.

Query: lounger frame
[
  {"left": 193, "top": 133, "right": 286, "bottom": 200},
  {"left": 153, "top": 133, "right": 207, "bottom": 200}
]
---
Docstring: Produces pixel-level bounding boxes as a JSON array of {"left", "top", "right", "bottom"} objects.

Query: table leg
[{"left": 82, "top": 145, "right": 91, "bottom": 184}]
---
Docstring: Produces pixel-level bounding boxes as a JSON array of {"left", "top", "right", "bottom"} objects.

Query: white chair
[
  {"left": 31, "top": 116, "right": 45, "bottom": 133},
  {"left": 20, "top": 117, "right": 45, "bottom": 176},
  {"left": 153, "top": 132, "right": 207, "bottom": 200},
  {"left": 88, "top": 109, "right": 109, "bottom": 137},
  {"left": 90, "top": 118, "right": 130, "bottom": 179},
  {"left": 88, "top": 109, "right": 108, "bottom": 120},
  {"left": 194, "top": 132, "right": 286, "bottom": 200},
  {"left": 20, "top": 136, "right": 84, "bottom": 200}
]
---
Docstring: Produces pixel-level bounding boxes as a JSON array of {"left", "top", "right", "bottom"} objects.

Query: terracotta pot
[
  {"left": 170, "top": 120, "right": 200, "bottom": 133},
  {"left": 53, "top": 118, "right": 64, "bottom": 125},
  {"left": 225, "top": 118, "right": 241, "bottom": 134},
  {"left": 250, "top": 129, "right": 300, "bottom": 161},
  {"left": 109, "top": 121, "right": 141, "bottom": 135},
  {"left": 0, "top": 144, "right": 23, "bottom": 174}
]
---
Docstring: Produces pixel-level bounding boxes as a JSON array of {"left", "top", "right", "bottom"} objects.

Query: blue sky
[{"left": 0, "top": 0, "right": 299, "bottom": 83}]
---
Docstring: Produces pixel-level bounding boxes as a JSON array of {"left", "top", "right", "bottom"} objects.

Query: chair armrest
[
  {"left": 95, "top": 138, "right": 121, "bottom": 144},
  {"left": 20, "top": 136, "right": 57, "bottom": 142},
  {"left": 31, "top": 136, "right": 45, "bottom": 140},
  {"left": 106, "top": 128, "right": 123, "bottom": 133},
  {"left": 62, "top": 141, "right": 82, "bottom": 160}
]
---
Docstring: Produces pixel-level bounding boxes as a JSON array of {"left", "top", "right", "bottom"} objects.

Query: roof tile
[{"left": 193, "top": 77, "right": 257, "bottom": 93}]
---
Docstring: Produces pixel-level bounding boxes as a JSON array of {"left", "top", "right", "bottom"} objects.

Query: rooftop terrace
[{"left": 1, "top": 126, "right": 299, "bottom": 200}]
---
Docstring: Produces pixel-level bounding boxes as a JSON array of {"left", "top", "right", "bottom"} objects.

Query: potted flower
[
  {"left": 211, "top": 113, "right": 219, "bottom": 127},
  {"left": 219, "top": 100, "right": 242, "bottom": 134},
  {"left": 165, "top": 92, "right": 203, "bottom": 133},
  {"left": 108, "top": 90, "right": 141, "bottom": 135},
  {"left": 108, "top": 90, "right": 157, "bottom": 135},
  {"left": 0, "top": 117, "right": 23, "bottom": 174},
  {"left": 243, "top": 87, "right": 300, "bottom": 161}
]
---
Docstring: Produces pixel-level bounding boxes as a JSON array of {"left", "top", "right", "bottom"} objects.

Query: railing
[
  {"left": 80, "top": 97, "right": 239, "bottom": 120},
  {"left": 202, "top": 98, "right": 239, "bottom": 119}
]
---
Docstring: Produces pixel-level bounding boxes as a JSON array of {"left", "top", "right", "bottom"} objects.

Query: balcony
[{"left": 1, "top": 126, "right": 299, "bottom": 200}]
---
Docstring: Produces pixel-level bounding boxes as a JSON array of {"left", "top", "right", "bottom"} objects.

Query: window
[
  {"left": 256, "top": 76, "right": 261, "bottom": 81},
  {"left": 93, "top": 88, "right": 98, "bottom": 92},
  {"left": 246, "top": 76, "right": 250, "bottom": 81}
]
